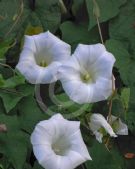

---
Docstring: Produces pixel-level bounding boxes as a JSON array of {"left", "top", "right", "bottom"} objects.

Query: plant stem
[
  {"left": 59, "top": 0, "right": 67, "bottom": 14},
  {"left": 0, "top": 62, "right": 15, "bottom": 76},
  {"left": 0, "top": 87, "right": 24, "bottom": 96},
  {"left": 96, "top": 16, "right": 104, "bottom": 45},
  {"left": 5, "top": 0, "right": 24, "bottom": 38},
  {"left": 93, "top": 0, "right": 115, "bottom": 148}
]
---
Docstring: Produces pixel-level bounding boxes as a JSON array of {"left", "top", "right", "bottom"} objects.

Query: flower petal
[
  {"left": 60, "top": 79, "right": 93, "bottom": 104},
  {"left": 66, "top": 150, "right": 87, "bottom": 168},
  {"left": 32, "top": 31, "right": 71, "bottom": 63},
  {"left": 59, "top": 43, "right": 115, "bottom": 103},
  {"left": 60, "top": 76, "right": 112, "bottom": 104},
  {"left": 50, "top": 113, "right": 65, "bottom": 120},
  {"left": 69, "top": 130, "right": 92, "bottom": 160},
  {"left": 33, "top": 145, "right": 59, "bottom": 169},
  {"left": 73, "top": 44, "right": 106, "bottom": 69},
  {"left": 93, "top": 131, "right": 103, "bottom": 143},
  {"left": 17, "top": 60, "right": 62, "bottom": 84},
  {"left": 23, "top": 35, "right": 36, "bottom": 52},
  {"left": 91, "top": 51, "right": 116, "bottom": 79},
  {"left": 31, "top": 121, "right": 54, "bottom": 145},
  {"left": 116, "top": 119, "right": 128, "bottom": 135},
  {"left": 89, "top": 114, "right": 117, "bottom": 139},
  {"left": 55, "top": 156, "right": 74, "bottom": 169},
  {"left": 16, "top": 31, "right": 71, "bottom": 84},
  {"left": 17, "top": 48, "right": 36, "bottom": 62},
  {"left": 38, "top": 62, "right": 62, "bottom": 83},
  {"left": 90, "top": 77, "right": 113, "bottom": 102},
  {"left": 49, "top": 114, "right": 80, "bottom": 140},
  {"left": 107, "top": 115, "right": 128, "bottom": 135},
  {"left": 109, "top": 115, "right": 128, "bottom": 135},
  {"left": 31, "top": 114, "right": 91, "bottom": 169},
  {"left": 58, "top": 56, "right": 81, "bottom": 81},
  {"left": 16, "top": 61, "right": 42, "bottom": 84}
]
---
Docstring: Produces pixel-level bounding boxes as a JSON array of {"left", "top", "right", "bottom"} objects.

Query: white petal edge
[
  {"left": 91, "top": 51, "right": 116, "bottom": 79},
  {"left": 89, "top": 114, "right": 117, "bottom": 138},
  {"left": 31, "top": 113, "right": 91, "bottom": 169},
  {"left": 73, "top": 43, "right": 106, "bottom": 69},
  {"left": 108, "top": 115, "right": 128, "bottom": 135},
  {"left": 93, "top": 131, "right": 103, "bottom": 143},
  {"left": 116, "top": 119, "right": 128, "bottom": 135},
  {"left": 60, "top": 79, "right": 93, "bottom": 104}
]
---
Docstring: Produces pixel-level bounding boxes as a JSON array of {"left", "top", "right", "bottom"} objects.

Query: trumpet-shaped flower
[
  {"left": 58, "top": 44, "right": 115, "bottom": 104},
  {"left": 89, "top": 113, "right": 117, "bottom": 143},
  {"left": 107, "top": 115, "right": 128, "bottom": 135},
  {"left": 31, "top": 114, "right": 91, "bottom": 169},
  {"left": 16, "top": 31, "right": 71, "bottom": 84}
]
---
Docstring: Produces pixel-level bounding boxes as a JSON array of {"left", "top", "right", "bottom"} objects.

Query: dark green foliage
[{"left": 0, "top": 0, "right": 135, "bottom": 169}]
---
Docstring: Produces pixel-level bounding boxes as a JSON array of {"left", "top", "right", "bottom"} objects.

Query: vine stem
[
  {"left": 107, "top": 75, "right": 115, "bottom": 124},
  {"left": 59, "top": 0, "right": 67, "bottom": 14},
  {"left": 96, "top": 16, "right": 104, "bottom": 45},
  {"left": 0, "top": 87, "right": 24, "bottom": 96},
  {"left": 5, "top": 0, "right": 24, "bottom": 38},
  {"left": 93, "top": 0, "right": 115, "bottom": 148},
  {"left": 0, "top": 62, "right": 15, "bottom": 76},
  {"left": 93, "top": 3, "right": 115, "bottom": 123}
]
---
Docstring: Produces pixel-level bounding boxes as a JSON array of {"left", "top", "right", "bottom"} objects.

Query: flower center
[
  {"left": 39, "top": 60, "right": 47, "bottom": 67},
  {"left": 81, "top": 72, "right": 93, "bottom": 83},
  {"left": 52, "top": 146, "right": 62, "bottom": 155},
  {"left": 52, "top": 137, "right": 71, "bottom": 156},
  {"left": 98, "top": 127, "right": 107, "bottom": 135}
]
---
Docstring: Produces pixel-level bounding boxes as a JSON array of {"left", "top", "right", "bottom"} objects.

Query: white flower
[
  {"left": 107, "top": 115, "right": 128, "bottom": 135},
  {"left": 16, "top": 31, "right": 71, "bottom": 84},
  {"left": 31, "top": 114, "right": 91, "bottom": 169},
  {"left": 58, "top": 44, "right": 115, "bottom": 104},
  {"left": 89, "top": 113, "right": 117, "bottom": 143}
]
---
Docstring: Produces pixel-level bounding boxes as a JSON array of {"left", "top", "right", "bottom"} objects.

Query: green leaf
[
  {"left": 0, "top": 90, "right": 23, "bottom": 113},
  {"left": 127, "top": 111, "right": 135, "bottom": 134},
  {"left": 23, "top": 163, "right": 32, "bottom": 169},
  {"left": 0, "top": 98, "right": 5, "bottom": 114},
  {"left": 0, "top": 40, "right": 12, "bottom": 58},
  {"left": 109, "top": 1, "right": 135, "bottom": 42},
  {"left": 109, "top": 0, "right": 135, "bottom": 62},
  {"left": 93, "top": 0, "right": 100, "bottom": 18},
  {"left": 126, "top": 86, "right": 135, "bottom": 134},
  {"left": 0, "top": 156, "right": 10, "bottom": 169},
  {"left": 34, "top": 0, "right": 61, "bottom": 32},
  {"left": 0, "top": 83, "right": 34, "bottom": 113},
  {"left": 0, "top": 164, "right": 4, "bottom": 169},
  {"left": 18, "top": 96, "right": 48, "bottom": 133},
  {"left": 24, "top": 24, "right": 43, "bottom": 36},
  {"left": 2, "top": 74, "right": 25, "bottom": 88},
  {"left": 60, "top": 21, "right": 99, "bottom": 50},
  {"left": 0, "top": 114, "right": 28, "bottom": 169},
  {"left": 86, "top": 142, "right": 124, "bottom": 169},
  {"left": 106, "top": 39, "right": 135, "bottom": 86},
  {"left": 85, "top": 0, "right": 127, "bottom": 30},
  {"left": 46, "top": 93, "right": 92, "bottom": 119},
  {"left": 0, "top": 0, "right": 61, "bottom": 40},
  {"left": 33, "top": 162, "right": 43, "bottom": 169},
  {"left": 111, "top": 99, "right": 124, "bottom": 119},
  {"left": 120, "top": 88, "right": 130, "bottom": 110},
  {"left": 16, "top": 84, "right": 34, "bottom": 96},
  {"left": 0, "top": 74, "right": 5, "bottom": 87},
  {"left": 72, "top": 0, "right": 84, "bottom": 17},
  {"left": 0, "top": 0, "right": 29, "bottom": 39}
]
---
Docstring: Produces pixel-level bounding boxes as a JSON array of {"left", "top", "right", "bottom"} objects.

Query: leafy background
[{"left": 0, "top": 0, "right": 135, "bottom": 169}]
